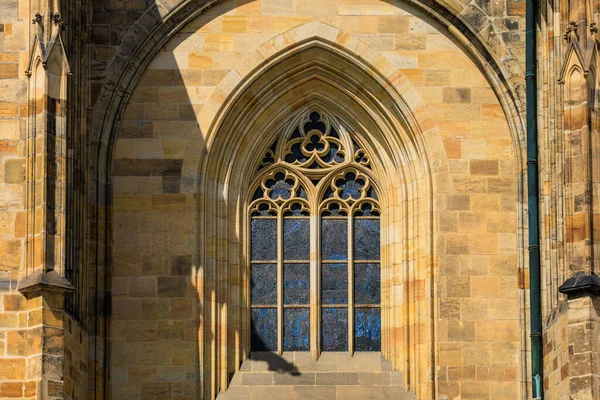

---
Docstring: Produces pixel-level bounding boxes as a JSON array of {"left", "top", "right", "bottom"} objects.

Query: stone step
[
  {"left": 232, "top": 370, "right": 402, "bottom": 386},
  {"left": 216, "top": 352, "right": 416, "bottom": 400},
  {"left": 239, "top": 352, "right": 395, "bottom": 373},
  {"left": 217, "top": 385, "right": 416, "bottom": 400}
]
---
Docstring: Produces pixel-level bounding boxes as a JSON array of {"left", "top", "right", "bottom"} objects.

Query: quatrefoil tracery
[
  {"left": 250, "top": 109, "right": 380, "bottom": 215},
  {"left": 282, "top": 200, "right": 311, "bottom": 216},
  {"left": 282, "top": 112, "right": 346, "bottom": 170},
  {"left": 250, "top": 169, "right": 309, "bottom": 216},
  {"left": 319, "top": 169, "right": 380, "bottom": 215},
  {"left": 261, "top": 169, "right": 304, "bottom": 203},
  {"left": 258, "top": 110, "right": 371, "bottom": 175}
]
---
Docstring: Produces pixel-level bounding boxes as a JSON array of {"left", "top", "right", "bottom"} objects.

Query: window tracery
[{"left": 249, "top": 109, "right": 381, "bottom": 354}]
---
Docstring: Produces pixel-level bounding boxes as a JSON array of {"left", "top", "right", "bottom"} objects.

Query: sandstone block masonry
[{"left": 0, "top": 0, "right": 599, "bottom": 399}]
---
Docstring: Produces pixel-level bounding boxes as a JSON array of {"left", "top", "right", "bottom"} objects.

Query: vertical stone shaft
[
  {"left": 559, "top": 0, "right": 600, "bottom": 391},
  {"left": 18, "top": 0, "right": 73, "bottom": 398},
  {"left": 564, "top": 69, "right": 593, "bottom": 274}
]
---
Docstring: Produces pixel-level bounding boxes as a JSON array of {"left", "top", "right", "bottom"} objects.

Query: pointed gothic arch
[
  {"left": 99, "top": 8, "right": 525, "bottom": 400},
  {"left": 192, "top": 36, "right": 437, "bottom": 398}
]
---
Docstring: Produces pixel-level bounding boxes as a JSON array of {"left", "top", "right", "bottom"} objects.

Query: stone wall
[
  {"left": 63, "top": 314, "right": 89, "bottom": 400},
  {"left": 542, "top": 301, "right": 569, "bottom": 397},
  {"left": 564, "top": 296, "right": 600, "bottom": 399},
  {"left": 110, "top": 1, "right": 521, "bottom": 398},
  {"left": 0, "top": 0, "right": 36, "bottom": 395},
  {"left": 88, "top": 0, "right": 528, "bottom": 117},
  {"left": 8, "top": 0, "right": 600, "bottom": 397},
  {"left": 0, "top": 293, "right": 29, "bottom": 398}
]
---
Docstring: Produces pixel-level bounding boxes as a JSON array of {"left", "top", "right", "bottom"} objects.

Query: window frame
[{"left": 247, "top": 110, "right": 382, "bottom": 356}]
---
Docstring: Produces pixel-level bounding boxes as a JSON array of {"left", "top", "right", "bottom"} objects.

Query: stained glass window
[{"left": 249, "top": 109, "right": 381, "bottom": 354}]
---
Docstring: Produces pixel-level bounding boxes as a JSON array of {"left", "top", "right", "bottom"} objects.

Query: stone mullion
[
  {"left": 277, "top": 212, "right": 283, "bottom": 355},
  {"left": 348, "top": 214, "right": 354, "bottom": 355},
  {"left": 310, "top": 212, "right": 320, "bottom": 359}
]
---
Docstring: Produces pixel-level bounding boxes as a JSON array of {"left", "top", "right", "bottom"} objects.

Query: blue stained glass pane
[
  {"left": 322, "top": 202, "right": 347, "bottom": 216},
  {"left": 323, "top": 187, "right": 334, "bottom": 199},
  {"left": 284, "top": 219, "right": 310, "bottom": 260},
  {"left": 354, "top": 308, "right": 381, "bottom": 351},
  {"left": 251, "top": 218, "right": 277, "bottom": 261},
  {"left": 284, "top": 308, "right": 310, "bottom": 351},
  {"left": 322, "top": 308, "right": 348, "bottom": 351},
  {"left": 285, "top": 142, "right": 308, "bottom": 163},
  {"left": 251, "top": 309, "right": 278, "bottom": 351},
  {"left": 269, "top": 179, "right": 293, "bottom": 200},
  {"left": 340, "top": 181, "right": 363, "bottom": 199},
  {"left": 321, "top": 219, "right": 348, "bottom": 260},
  {"left": 252, "top": 188, "right": 263, "bottom": 201},
  {"left": 321, "top": 141, "right": 345, "bottom": 164},
  {"left": 354, "top": 263, "right": 380, "bottom": 304},
  {"left": 367, "top": 187, "right": 378, "bottom": 200},
  {"left": 322, "top": 263, "right": 348, "bottom": 305},
  {"left": 285, "top": 203, "right": 309, "bottom": 216},
  {"left": 336, "top": 173, "right": 365, "bottom": 200},
  {"left": 298, "top": 186, "right": 308, "bottom": 200},
  {"left": 284, "top": 263, "right": 310, "bottom": 304},
  {"left": 355, "top": 202, "right": 379, "bottom": 216},
  {"left": 251, "top": 264, "right": 277, "bottom": 305},
  {"left": 304, "top": 112, "right": 326, "bottom": 132},
  {"left": 305, "top": 133, "right": 325, "bottom": 152},
  {"left": 354, "top": 219, "right": 380, "bottom": 260}
]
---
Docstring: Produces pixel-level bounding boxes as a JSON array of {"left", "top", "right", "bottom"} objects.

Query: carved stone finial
[
  {"left": 52, "top": 12, "right": 65, "bottom": 27},
  {"left": 564, "top": 21, "right": 579, "bottom": 42},
  {"left": 32, "top": 12, "right": 42, "bottom": 25}
]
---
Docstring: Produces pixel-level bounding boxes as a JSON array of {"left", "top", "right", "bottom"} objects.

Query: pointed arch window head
[
  {"left": 249, "top": 109, "right": 381, "bottom": 354},
  {"left": 258, "top": 110, "right": 371, "bottom": 175}
]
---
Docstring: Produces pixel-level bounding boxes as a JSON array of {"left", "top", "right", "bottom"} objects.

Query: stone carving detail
[
  {"left": 320, "top": 169, "right": 380, "bottom": 217},
  {"left": 282, "top": 111, "right": 346, "bottom": 169},
  {"left": 564, "top": 21, "right": 579, "bottom": 42},
  {"left": 258, "top": 109, "right": 371, "bottom": 176},
  {"left": 250, "top": 168, "right": 309, "bottom": 216}
]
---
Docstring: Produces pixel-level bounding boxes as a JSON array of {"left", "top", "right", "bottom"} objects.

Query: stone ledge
[
  {"left": 558, "top": 272, "right": 600, "bottom": 298},
  {"left": 217, "top": 384, "right": 416, "bottom": 400},
  {"left": 17, "top": 270, "right": 75, "bottom": 298}
]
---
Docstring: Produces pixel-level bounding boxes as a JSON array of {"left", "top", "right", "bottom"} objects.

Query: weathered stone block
[
  {"left": 0, "top": 358, "right": 25, "bottom": 380},
  {"left": 157, "top": 277, "right": 187, "bottom": 297},
  {"left": 0, "top": 381, "right": 23, "bottom": 397}
]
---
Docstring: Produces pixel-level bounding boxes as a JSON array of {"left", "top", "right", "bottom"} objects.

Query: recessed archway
[{"left": 105, "top": 7, "right": 523, "bottom": 400}]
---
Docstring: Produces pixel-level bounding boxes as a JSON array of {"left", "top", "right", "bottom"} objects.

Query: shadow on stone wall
[{"left": 108, "top": 3, "right": 300, "bottom": 396}]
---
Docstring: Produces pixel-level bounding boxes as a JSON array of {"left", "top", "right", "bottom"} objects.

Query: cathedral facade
[{"left": 0, "top": 0, "right": 598, "bottom": 398}]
